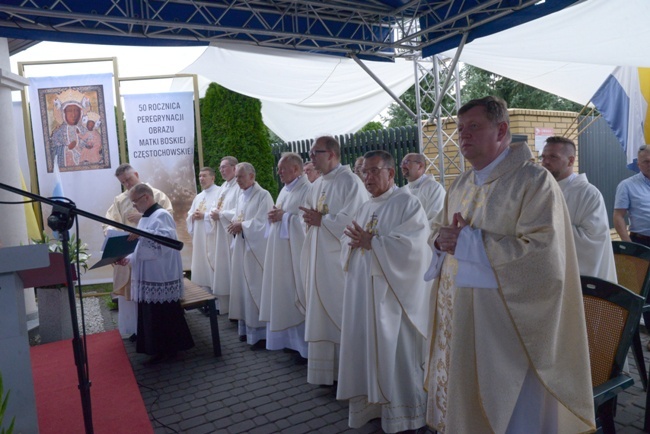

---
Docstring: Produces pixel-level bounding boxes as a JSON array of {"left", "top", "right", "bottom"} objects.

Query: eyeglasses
[
  {"left": 641, "top": 145, "right": 648, "bottom": 151},
  {"left": 361, "top": 167, "right": 389, "bottom": 178},
  {"left": 309, "top": 149, "right": 329, "bottom": 157},
  {"left": 401, "top": 159, "right": 418, "bottom": 166}
]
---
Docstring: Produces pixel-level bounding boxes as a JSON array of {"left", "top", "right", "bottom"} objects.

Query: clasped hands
[
  {"left": 344, "top": 221, "right": 373, "bottom": 250},
  {"left": 228, "top": 221, "right": 243, "bottom": 235},
  {"left": 192, "top": 209, "right": 204, "bottom": 221},
  {"left": 435, "top": 212, "right": 467, "bottom": 255},
  {"left": 267, "top": 206, "right": 284, "bottom": 223},
  {"left": 298, "top": 207, "right": 322, "bottom": 227}
]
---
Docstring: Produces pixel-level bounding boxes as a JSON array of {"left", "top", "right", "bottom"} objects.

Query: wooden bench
[{"left": 181, "top": 278, "right": 221, "bottom": 357}]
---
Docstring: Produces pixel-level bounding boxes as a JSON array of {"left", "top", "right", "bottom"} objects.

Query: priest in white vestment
[
  {"left": 304, "top": 161, "right": 321, "bottom": 183},
  {"left": 425, "top": 97, "right": 595, "bottom": 433},
  {"left": 104, "top": 163, "right": 173, "bottom": 339},
  {"left": 541, "top": 137, "right": 617, "bottom": 281},
  {"left": 338, "top": 150, "right": 432, "bottom": 433},
  {"left": 299, "top": 136, "right": 368, "bottom": 386},
  {"left": 260, "top": 153, "right": 311, "bottom": 360},
  {"left": 117, "top": 183, "right": 193, "bottom": 364},
  {"left": 400, "top": 152, "right": 445, "bottom": 227},
  {"left": 208, "top": 156, "right": 240, "bottom": 313},
  {"left": 227, "top": 163, "right": 274, "bottom": 348},
  {"left": 186, "top": 167, "right": 220, "bottom": 289}
]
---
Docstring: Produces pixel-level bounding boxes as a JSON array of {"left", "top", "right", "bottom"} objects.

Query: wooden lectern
[{"left": 0, "top": 244, "right": 49, "bottom": 434}]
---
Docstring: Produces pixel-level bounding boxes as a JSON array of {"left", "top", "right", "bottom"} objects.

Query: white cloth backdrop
[
  {"left": 440, "top": 0, "right": 650, "bottom": 106},
  {"left": 171, "top": 42, "right": 416, "bottom": 142},
  {"left": 28, "top": 73, "right": 121, "bottom": 283}
]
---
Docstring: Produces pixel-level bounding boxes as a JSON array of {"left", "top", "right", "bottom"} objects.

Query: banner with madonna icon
[{"left": 28, "top": 73, "right": 121, "bottom": 284}]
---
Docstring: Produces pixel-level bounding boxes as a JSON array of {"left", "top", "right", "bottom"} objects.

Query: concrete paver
[{"left": 104, "top": 303, "right": 650, "bottom": 433}]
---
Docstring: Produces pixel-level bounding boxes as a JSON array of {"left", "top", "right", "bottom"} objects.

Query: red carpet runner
[{"left": 31, "top": 330, "right": 153, "bottom": 434}]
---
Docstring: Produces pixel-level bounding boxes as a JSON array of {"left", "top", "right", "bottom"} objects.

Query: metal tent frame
[{"left": 1, "top": 0, "right": 582, "bottom": 183}]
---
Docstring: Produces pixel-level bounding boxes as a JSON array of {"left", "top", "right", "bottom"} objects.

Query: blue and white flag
[
  {"left": 52, "top": 155, "right": 65, "bottom": 198},
  {"left": 591, "top": 66, "right": 650, "bottom": 171}
]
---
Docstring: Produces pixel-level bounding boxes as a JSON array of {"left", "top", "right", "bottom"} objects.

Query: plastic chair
[
  {"left": 582, "top": 275, "right": 644, "bottom": 434},
  {"left": 612, "top": 241, "right": 650, "bottom": 391}
]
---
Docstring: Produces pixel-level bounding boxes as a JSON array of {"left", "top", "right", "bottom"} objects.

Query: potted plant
[{"left": 0, "top": 372, "right": 15, "bottom": 434}]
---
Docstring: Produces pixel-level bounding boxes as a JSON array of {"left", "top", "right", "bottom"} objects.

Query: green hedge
[{"left": 200, "top": 83, "right": 277, "bottom": 198}]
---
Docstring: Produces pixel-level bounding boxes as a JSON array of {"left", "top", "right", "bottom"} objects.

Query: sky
[{"left": 10, "top": 41, "right": 207, "bottom": 97}]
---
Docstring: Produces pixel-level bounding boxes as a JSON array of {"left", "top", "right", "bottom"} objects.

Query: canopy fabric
[
  {"left": 172, "top": 42, "right": 415, "bottom": 142},
  {"left": 0, "top": 0, "right": 582, "bottom": 61},
  {"left": 441, "top": 0, "right": 650, "bottom": 106}
]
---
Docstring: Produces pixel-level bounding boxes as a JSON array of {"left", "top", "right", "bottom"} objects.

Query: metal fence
[
  {"left": 578, "top": 115, "right": 635, "bottom": 228},
  {"left": 270, "top": 125, "right": 420, "bottom": 190}
]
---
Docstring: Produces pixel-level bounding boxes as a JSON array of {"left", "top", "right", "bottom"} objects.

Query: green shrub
[
  {"left": 0, "top": 372, "right": 15, "bottom": 434},
  {"left": 200, "top": 83, "right": 277, "bottom": 198}
]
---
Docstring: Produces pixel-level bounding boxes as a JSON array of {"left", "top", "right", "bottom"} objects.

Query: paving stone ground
[{"left": 102, "top": 302, "right": 650, "bottom": 434}]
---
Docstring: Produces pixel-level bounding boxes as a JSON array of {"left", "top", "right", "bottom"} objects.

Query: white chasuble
[
  {"left": 403, "top": 174, "right": 446, "bottom": 228},
  {"left": 337, "top": 187, "right": 431, "bottom": 433},
  {"left": 260, "top": 175, "right": 311, "bottom": 330},
  {"left": 185, "top": 184, "right": 220, "bottom": 288},
  {"left": 301, "top": 164, "right": 368, "bottom": 385},
  {"left": 208, "top": 178, "right": 241, "bottom": 312},
  {"left": 425, "top": 142, "right": 595, "bottom": 434},
  {"left": 559, "top": 173, "right": 617, "bottom": 281},
  {"left": 301, "top": 164, "right": 368, "bottom": 342},
  {"left": 228, "top": 183, "right": 274, "bottom": 328}
]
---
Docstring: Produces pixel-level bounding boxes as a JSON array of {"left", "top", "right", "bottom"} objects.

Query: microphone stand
[{"left": 0, "top": 181, "right": 182, "bottom": 434}]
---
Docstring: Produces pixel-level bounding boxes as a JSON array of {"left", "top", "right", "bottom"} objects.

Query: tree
[
  {"left": 382, "top": 65, "right": 583, "bottom": 126},
  {"left": 461, "top": 66, "right": 584, "bottom": 111},
  {"left": 358, "top": 121, "right": 383, "bottom": 132},
  {"left": 200, "top": 83, "right": 278, "bottom": 198}
]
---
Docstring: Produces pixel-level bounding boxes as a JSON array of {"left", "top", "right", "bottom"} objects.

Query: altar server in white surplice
[
  {"left": 186, "top": 167, "right": 220, "bottom": 289},
  {"left": 299, "top": 136, "right": 368, "bottom": 386},
  {"left": 400, "top": 152, "right": 446, "bottom": 227},
  {"left": 208, "top": 156, "right": 240, "bottom": 313},
  {"left": 541, "top": 136, "right": 617, "bottom": 281},
  {"left": 117, "top": 183, "right": 194, "bottom": 365},
  {"left": 338, "top": 150, "right": 431, "bottom": 433},
  {"left": 260, "top": 153, "right": 311, "bottom": 362},
  {"left": 104, "top": 163, "right": 173, "bottom": 339},
  {"left": 228, "top": 163, "right": 274, "bottom": 349}
]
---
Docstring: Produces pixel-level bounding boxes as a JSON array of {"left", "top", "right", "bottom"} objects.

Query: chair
[
  {"left": 582, "top": 275, "right": 644, "bottom": 434},
  {"left": 612, "top": 241, "right": 650, "bottom": 390}
]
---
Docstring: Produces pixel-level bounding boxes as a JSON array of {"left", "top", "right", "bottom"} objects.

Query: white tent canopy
[
  {"left": 171, "top": 42, "right": 415, "bottom": 142},
  {"left": 441, "top": 0, "right": 650, "bottom": 106}
]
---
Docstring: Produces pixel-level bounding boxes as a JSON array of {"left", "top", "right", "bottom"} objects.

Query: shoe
[
  {"left": 283, "top": 348, "right": 298, "bottom": 354},
  {"left": 250, "top": 340, "right": 267, "bottom": 351},
  {"left": 128, "top": 333, "right": 137, "bottom": 343},
  {"left": 143, "top": 354, "right": 166, "bottom": 366},
  {"left": 239, "top": 335, "right": 247, "bottom": 342}
]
